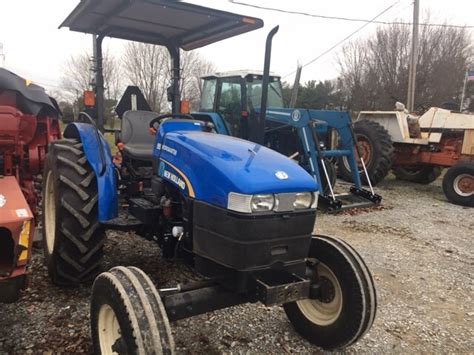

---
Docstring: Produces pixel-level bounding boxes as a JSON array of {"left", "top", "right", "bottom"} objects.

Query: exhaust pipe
[{"left": 256, "top": 25, "right": 279, "bottom": 145}]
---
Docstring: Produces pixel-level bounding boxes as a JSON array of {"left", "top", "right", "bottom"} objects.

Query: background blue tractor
[
  {"left": 198, "top": 71, "right": 393, "bottom": 211},
  {"left": 42, "top": 0, "right": 377, "bottom": 352}
]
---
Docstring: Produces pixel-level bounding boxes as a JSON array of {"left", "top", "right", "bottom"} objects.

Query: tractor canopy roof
[
  {"left": 202, "top": 70, "right": 281, "bottom": 80},
  {"left": 60, "top": 0, "right": 264, "bottom": 50}
]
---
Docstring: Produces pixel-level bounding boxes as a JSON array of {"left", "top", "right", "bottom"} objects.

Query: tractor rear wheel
[
  {"left": 42, "top": 138, "right": 105, "bottom": 286},
  {"left": 442, "top": 162, "right": 474, "bottom": 207},
  {"left": 91, "top": 266, "right": 175, "bottom": 355},
  {"left": 393, "top": 165, "right": 442, "bottom": 184},
  {"left": 284, "top": 235, "right": 376, "bottom": 350},
  {"left": 338, "top": 120, "right": 393, "bottom": 186}
]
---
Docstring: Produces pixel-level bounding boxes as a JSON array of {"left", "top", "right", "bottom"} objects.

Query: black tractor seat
[{"left": 120, "top": 110, "right": 158, "bottom": 161}]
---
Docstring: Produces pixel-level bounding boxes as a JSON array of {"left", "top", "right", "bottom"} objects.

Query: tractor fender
[{"left": 63, "top": 123, "right": 118, "bottom": 222}]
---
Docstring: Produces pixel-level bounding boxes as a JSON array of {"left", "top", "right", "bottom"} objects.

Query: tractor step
[
  {"left": 129, "top": 197, "right": 161, "bottom": 224},
  {"left": 102, "top": 205, "right": 143, "bottom": 230}
]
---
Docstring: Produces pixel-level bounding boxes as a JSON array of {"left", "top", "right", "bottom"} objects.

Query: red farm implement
[{"left": 0, "top": 68, "right": 60, "bottom": 303}]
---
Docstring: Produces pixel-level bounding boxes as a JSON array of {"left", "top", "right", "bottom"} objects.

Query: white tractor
[{"left": 341, "top": 104, "right": 474, "bottom": 207}]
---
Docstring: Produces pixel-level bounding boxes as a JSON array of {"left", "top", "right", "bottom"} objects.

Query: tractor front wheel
[
  {"left": 442, "top": 162, "right": 474, "bottom": 207},
  {"left": 393, "top": 165, "right": 442, "bottom": 184},
  {"left": 42, "top": 138, "right": 104, "bottom": 286},
  {"left": 91, "top": 266, "right": 175, "bottom": 355},
  {"left": 284, "top": 235, "right": 376, "bottom": 350}
]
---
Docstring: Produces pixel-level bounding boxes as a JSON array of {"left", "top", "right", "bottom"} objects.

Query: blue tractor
[{"left": 42, "top": 0, "right": 376, "bottom": 352}]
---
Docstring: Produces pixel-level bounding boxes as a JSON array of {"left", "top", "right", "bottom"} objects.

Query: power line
[
  {"left": 281, "top": 1, "right": 402, "bottom": 79},
  {"left": 229, "top": 0, "right": 474, "bottom": 29}
]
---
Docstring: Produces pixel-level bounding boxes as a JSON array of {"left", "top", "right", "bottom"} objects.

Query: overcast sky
[{"left": 0, "top": 0, "right": 473, "bottom": 93}]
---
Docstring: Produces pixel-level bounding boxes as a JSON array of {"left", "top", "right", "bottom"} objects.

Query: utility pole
[
  {"left": 289, "top": 61, "right": 303, "bottom": 108},
  {"left": 406, "top": 0, "right": 420, "bottom": 112}
]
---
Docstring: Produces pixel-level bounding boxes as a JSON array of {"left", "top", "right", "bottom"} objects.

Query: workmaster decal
[{"left": 162, "top": 145, "right": 177, "bottom": 156}]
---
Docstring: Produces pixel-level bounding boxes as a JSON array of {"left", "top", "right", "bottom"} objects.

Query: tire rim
[
  {"left": 453, "top": 173, "right": 474, "bottom": 197},
  {"left": 296, "top": 262, "right": 343, "bottom": 326},
  {"left": 342, "top": 134, "right": 373, "bottom": 173},
  {"left": 98, "top": 304, "right": 121, "bottom": 355},
  {"left": 44, "top": 171, "right": 56, "bottom": 255}
]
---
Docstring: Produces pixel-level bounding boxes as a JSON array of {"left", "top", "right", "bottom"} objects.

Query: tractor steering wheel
[{"left": 149, "top": 113, "right": 195, "bottom": 130}]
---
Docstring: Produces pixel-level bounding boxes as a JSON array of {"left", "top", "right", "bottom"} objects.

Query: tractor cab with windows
[{"left": 200, "top": 71, "right": 284, "bottom": 140}]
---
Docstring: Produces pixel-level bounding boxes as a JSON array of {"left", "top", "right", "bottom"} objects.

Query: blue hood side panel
[
  {"left": 157, "top": 131, "right": 319, "bottom": 208},
  {"left": 64, "top": 123, "right": 118, "bottom": 222},
  {"left": 152, "top": 120, "right": 205, "bottom": 160}
]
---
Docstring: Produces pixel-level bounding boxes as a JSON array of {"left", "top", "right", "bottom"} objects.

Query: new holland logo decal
[
  {"left": 159, "top": 161, "right": 186, "bottom": 191},
  {"left": 275, "top": 171, "right": 289, "bottom": 180},
  {"left": 163, "top": 170, "right": 186, "bottom": 190}
]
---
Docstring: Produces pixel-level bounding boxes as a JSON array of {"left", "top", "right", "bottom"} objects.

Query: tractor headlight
[
  {"left": 293, "top": 192, "right": 313, "bottom": 209},
  {"left": 251, "top": 194, "right": 275, "bottom": 212},
  {"left": 227, "top": 192, "right": 317, "bottom": 213}
]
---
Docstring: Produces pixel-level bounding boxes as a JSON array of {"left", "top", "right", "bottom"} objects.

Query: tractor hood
[{"left": 156, "top": 131, "right": 318, "bottom": 208}]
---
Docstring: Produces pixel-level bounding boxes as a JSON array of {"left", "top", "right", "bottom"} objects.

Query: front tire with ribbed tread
[
  {"left": 42, "top": 138, "right": 104, "bottom": 286},
  {"left": 442, "top": 162, "right": 474, "bottom": 207},
  {"left": 284, "top": 235, "right": 376, "bottom": 350},
  {"left": 91, "top": 266, "right": 175, "bottom": 355}
]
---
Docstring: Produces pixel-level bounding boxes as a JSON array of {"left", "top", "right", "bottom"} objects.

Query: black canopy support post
[
  {"left": 257, "top": 26, "right": 279, "bottom": 145},
  {"left": 167, "top": 45, "right": 181, "bottom": 114},
  {"left": 93, "top": 34, "right": 105, "bottom": 132}
]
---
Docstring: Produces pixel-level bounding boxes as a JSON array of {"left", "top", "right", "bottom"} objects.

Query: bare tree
[
  {"left": 122, "top": 43, "right": 169, "bottom": 112},
  {"left": 61, "top": 52, "right": 91, "bottom": 104},
  {"left": 61, "top": 50, "right": 122, "bottom": 102},
  {"left": 122, "top": 42, "right": 215, "bottom": 112},
  {"left": 181, "top": 51, "right": 216, "bottom": 111},
  {"left": 338, "top": 20, "right": 473, "bottom": 111}
]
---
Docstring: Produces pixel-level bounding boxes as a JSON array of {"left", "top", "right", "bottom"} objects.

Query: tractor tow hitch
[{"left": 251, "top": 270, "right": 310, "bottom": 306}]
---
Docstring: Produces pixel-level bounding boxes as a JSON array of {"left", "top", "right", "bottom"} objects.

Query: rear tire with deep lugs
[{"left": 42, "top": 138, "right": 105, "bottom": 286}]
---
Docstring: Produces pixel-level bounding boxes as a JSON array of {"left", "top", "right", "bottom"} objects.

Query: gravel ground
[{"left": 0, "top": 175, "right": 473, "bottom": 354}]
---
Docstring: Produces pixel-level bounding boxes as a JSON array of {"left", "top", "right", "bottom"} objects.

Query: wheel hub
[
  {"left": 296, "top": 262, "right": 343, "bottom": 326},
  {"left": 319, "top": 276, "right": 336, "bottom": 303},
  {"left": 453, "top": 173, "right": 473, "bottom": 197},
  {"left": 342, "top": 135, "right": 373, "bottom": 172},
  {"left": 357, "top": 137, "right": 372, "bottom": 165}
]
